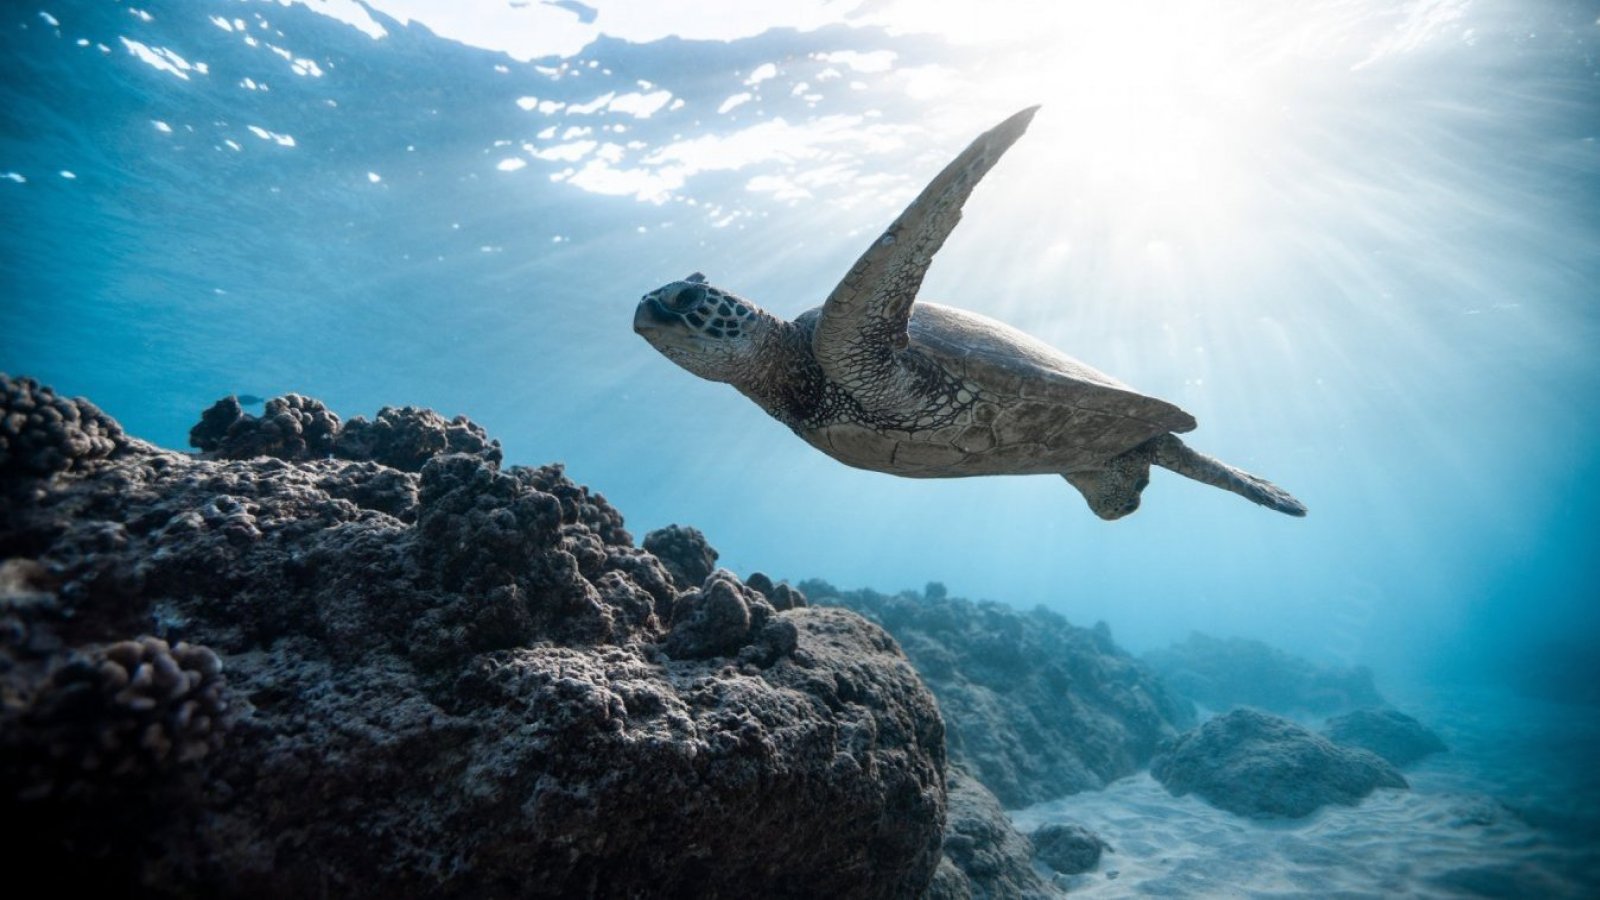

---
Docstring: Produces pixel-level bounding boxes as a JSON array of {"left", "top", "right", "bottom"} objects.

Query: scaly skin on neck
[
  {"left": 730, "top": 311, "right": 954, "bottom": 436},
  {"left": 729, "top": 316, "right": 825, "bottom": 429},
  {"left": 731, "top": 312, "right": 899, "bottom": 435}
]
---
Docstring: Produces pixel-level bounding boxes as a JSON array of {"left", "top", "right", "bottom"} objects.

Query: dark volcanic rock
[
  {"left": 643, "top": 523, "right": 719, "bottom": 590},
  {"left": 337, "top": 405, "right": 502, "bottom": 472},
  {"left": 1151, "top": 708, "right": 1408, "bottom": 819},
  {"left": 807, "top": 581, "right": 1193, "bottom": 808},
  {"left": 1323, "top": 709, "right": 1447, "bottom": 766},
  {"left": 665, "top": 569, "right": 773, "bottom": 660},
  {"left": 0, "top": 375, "right": 130, "bottom": 477},
  {"left": 190, "top": 392, "right": 342, "bottom": 460},
  {"left": 0, "top": 375, "right": 947, "bottom": 898},
  {"left": 190, "top": 392, "right": 503, "bottom": 472},
  {"left": 925, "top": 767, "right": 1062, "bottom": 900},
  {"left": 1030, "top": 823, "right": 1110, "bottom": 875},
  {"left": 746, "top": 571, "right": 807, "bottom": 612},
  {"left": 1143, "top": 632, "right": 1385, "bottom": 716},
  {"left": 10, "top": 636, "right": 228, "bottom": 792}
]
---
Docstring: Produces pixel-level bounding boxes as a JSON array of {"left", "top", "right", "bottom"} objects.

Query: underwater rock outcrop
[
  {"left": 0, "top": 376, "right": 947, "bottom": 897},
  {"left": 1323, "top": 708, "right": 1447, "bottom": 766},
  {"left": 0, "top": 375, "right": 131, "bottom": 476},
  {"left": 1142, "top": 632, "right": 1385, "bottom": 716},
  {"left": 1150, "top": 708, "right": 1408, "bottom": 819},
  {"left": 805, "top": 581, "right": 1193, "bottom": 808},
  {"left": 1029, "top": 822, "right": 1111, "bottom": 876},
  {"left": 189, "top": 393, "right": 503, "bottom": 472},
  {"left": 642, "top": 522, "right": 719, "bottom": 590},
  {"left": 925, "top": 766, "right": 1063, "bottom": 900}
]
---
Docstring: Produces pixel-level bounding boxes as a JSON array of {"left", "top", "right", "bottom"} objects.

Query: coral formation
[
  {"left": 642, "top": 523, "right": 718, "bottom": 589},
  {"left": 807, "top": 581, "right": 1192, "bottom": 807},
  {"left": 337, "top": 404, "right": 501, "bottom": 471},
  {"left": 5, "top": 637, "right": 228, "bottom": 799},
  {"left": 0, "top": 376, "right": 946, "bottom": 897},
  {"left": 190, "top": 393, "right": 502, "bottom": 472},
  {"left": 664, "top": 569, "right": 768, "bottom": 660},
  {"left": 190, "top": 392, "right": 341, "bottom": 460},
  {"left": 1143, "top": 632, "right": 1385, "bottom": 716},
  {"left": 746, "top": 571, "right": 807, "bottom": 611},
  {"left": 1150, "top": 708, "right": 1408, "bottom": 819},
  {"left": 0, "top": 375, "right": 128, "bottom": 476},
  {"left": 1323, "top": 708, "right": 1447, "bottom": 766}
]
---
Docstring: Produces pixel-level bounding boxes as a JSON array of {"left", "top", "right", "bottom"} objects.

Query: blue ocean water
[{"left": 2, "top": 0, "right": 1598, "bottom": 890}]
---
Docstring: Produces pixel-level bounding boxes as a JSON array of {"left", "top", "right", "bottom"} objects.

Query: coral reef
[
  {"left": 0, "top": 377, "right": 946, "bottom": 897},
  {"left": 190, "top": 393, "right": 502, "bottom": 472},
  {"left": 1143, "top": 632, "right": 1385, "bottom": 716},
  {"left": 661, "top": 569, "right": 798, "bottom": 664},
  {"left": 337, "top": 405, "right": 501, "bottom": 472},
  {"left": 642, "top": 523, "right": 719, "bottom": 590},
  {"left": 746, "top": 571, "right": 807, "bottom": 611},
  {"left": 1323, "top": 709, "right": 1447, "bottom": 766},
  {"left": 0, "top": 375, "right": 129, "bottom": 476},
  {"left": 189, "top": 392, "right": 341, "bottom": 460},
  {"left": 1150, "top": 708, "right": 1408, "bottom": 819},
  {"left": 4, "top": 634, "right": 228, "bottom": 805},
  {"left": 924, "top": 766, "right": 1062, "bottom": 900},
  {"left": 806, "top": 581, "right": 1193, "bottom": 807}
]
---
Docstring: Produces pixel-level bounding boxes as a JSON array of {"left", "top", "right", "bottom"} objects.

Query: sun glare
[
  {"left": 1054, "top": 10, "right": 1253, "bottom": 182},
  {"left": 858, "top": 0, "right": 1311, "bottom": 234},
  {"left": 1015, "top": 3, "right": 1289, "bottom": 237}
]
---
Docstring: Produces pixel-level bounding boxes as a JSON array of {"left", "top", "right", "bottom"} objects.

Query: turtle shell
[{"left": 800, "top": 302, "right": 1197, "bottom": 476}]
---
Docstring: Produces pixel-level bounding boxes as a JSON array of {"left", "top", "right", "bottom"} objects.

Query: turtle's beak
[{"left": 633, "top": 296, "right": 676, "bottom": 334}]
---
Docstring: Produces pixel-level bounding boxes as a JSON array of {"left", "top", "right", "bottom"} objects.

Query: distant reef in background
[
  {"left": 1142, "top": 631, "right": 1386, "bottom": 717},
  {"left": 0, "top": 377, "right": 950, "bottom": 897},
  {"left": 806, "top": 580, "right": 1195, "bottom": 808}
]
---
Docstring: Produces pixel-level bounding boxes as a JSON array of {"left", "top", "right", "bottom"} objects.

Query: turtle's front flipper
[
  {"left": 1150, "top": 434, "right": 1307, "bottom": 517},
  {"left": 814, "top": 106, "right": 1038, "bottom": 402}
]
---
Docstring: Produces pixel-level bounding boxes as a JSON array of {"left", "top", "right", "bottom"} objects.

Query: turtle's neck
[{"left": 733, "top": 316, "right": 832, "bottom": 430}]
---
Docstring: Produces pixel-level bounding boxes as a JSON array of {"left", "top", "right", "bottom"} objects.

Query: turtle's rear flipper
[{"left": 1150, "top": 434, "right": 1307, "bottom": 517}]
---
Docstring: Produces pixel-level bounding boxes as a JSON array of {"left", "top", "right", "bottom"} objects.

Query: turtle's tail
[{"left": 1149, "top": 434, "right": 1307, "bottom": 517}]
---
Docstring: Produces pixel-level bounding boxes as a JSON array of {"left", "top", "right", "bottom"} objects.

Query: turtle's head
[{"left": 634, "top": 272, "right": 778, "bottom": 384}]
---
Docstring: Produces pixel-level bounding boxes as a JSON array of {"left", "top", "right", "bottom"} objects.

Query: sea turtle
[{"left": 633, "top": 107, "right": 1306, "bottom": 520}]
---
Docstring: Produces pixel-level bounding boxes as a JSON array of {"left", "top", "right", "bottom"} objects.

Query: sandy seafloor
[{"left": 1011, "top": 686, "right": 1600, "bottom": 898}]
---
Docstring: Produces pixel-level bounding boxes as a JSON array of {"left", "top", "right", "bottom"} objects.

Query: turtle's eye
[{"left": 667, "top": 284, "right": 706, "bottom": 312}]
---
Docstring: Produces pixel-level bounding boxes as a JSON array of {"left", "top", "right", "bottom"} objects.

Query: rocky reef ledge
[
  {"left": 1151, "top": 708, "right": 1408, "bottom": 819},
  {"left": 0, "top": 377, "right": 946, "bottom": 897},
  {"left": 1143, "top": 632, "right": 1385, "bottom": 717},
  {"left": 807, "top": 581, "right": 1194, "bottom": 808}
]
